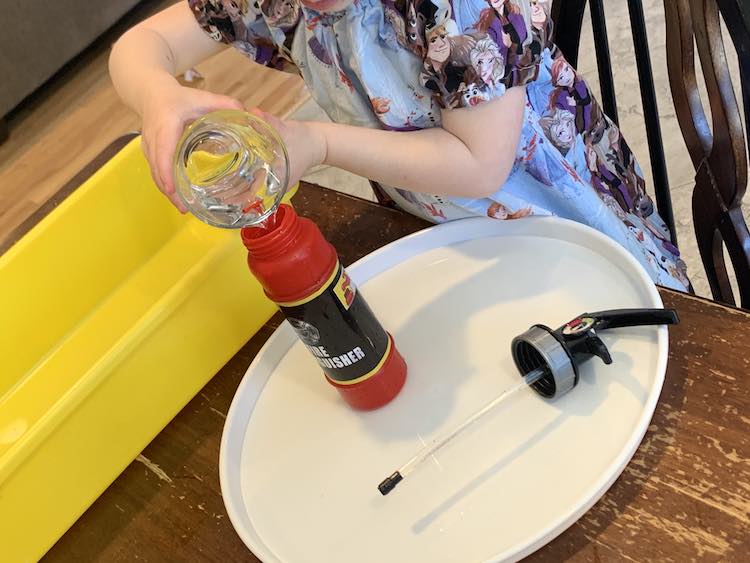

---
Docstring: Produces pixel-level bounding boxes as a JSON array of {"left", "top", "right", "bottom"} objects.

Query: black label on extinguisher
[{"left": 278, "top": 263, "right": 389, "bottom": 384}]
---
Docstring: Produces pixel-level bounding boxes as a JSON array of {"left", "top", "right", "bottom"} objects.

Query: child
[{"left": 109, "top": 0, "right": 689, "bottom": 290}]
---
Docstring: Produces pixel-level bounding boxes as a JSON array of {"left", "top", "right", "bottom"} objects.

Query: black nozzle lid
[
  {"left": 378, "top": 472, "right": 403, "bottom": 495},
  {"left": 512, "top": 308, "right": 679, "bottom": 400}
]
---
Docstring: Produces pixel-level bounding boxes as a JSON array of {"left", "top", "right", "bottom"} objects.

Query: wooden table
[{"left": 36, "top": 177, "right": 750, "bottom": 561}]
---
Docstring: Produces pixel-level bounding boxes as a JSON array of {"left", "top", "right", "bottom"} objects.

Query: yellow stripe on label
[
  {"left": 275, "top": 262, "right": 340, "bottom": 308},
  {"left": 325, "top": 337, "right": 392, "bottom": 386}
]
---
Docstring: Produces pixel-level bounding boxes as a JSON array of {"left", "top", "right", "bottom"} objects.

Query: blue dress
[{"left": 188, "top": 0, "right": 690, "bottom": 291}]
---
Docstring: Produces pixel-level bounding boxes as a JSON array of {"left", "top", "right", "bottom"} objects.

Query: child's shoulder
[{"left": 189, "top": 0, "right": 298, "bottom": 69}]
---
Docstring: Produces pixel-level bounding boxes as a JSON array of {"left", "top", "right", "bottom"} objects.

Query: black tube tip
[{"left": 378, "top": 472, "right": 403, "bottom": 496}]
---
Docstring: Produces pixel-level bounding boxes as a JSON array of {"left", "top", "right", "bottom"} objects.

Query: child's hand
[
  {"left": 249, "top": 109, "right": 327, "bottom": 188},
  {"left": 140, "top": 84, "right": 244, "bottom": 211}
]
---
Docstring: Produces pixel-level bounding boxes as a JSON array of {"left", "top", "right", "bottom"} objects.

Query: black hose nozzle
[{"left": 378, "top": 471, "right": 403, "bottom": 495}]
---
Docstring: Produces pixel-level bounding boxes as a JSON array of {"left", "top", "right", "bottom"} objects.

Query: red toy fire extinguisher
[{"left": 241, "top": 204, "right": 407, "bottom": 410}]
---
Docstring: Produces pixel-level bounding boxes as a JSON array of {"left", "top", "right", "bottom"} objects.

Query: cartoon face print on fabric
[
  {"left": 487, "top": 201, "right": 533, "bottom": 220},
  {"left": 527, "top": 0, "right": 552, "bottom": 54},
  {"left": 192, "top": 0, "right": 242, "bottom": 41},
  {"left": 420, "top": 0, "right": 464, "bottom": 72},
  {"left": 426, "top": 24, "right": 451, "bottom": 66},
  {"left": 530, "top": 0, "right": 550, "bottom": 31},
  {"left": 541, "top": 108, "right": 576, "bottom": 156},
  {"left": 423, "top": 22, "right": 478, "bottom": 107},
  {"left": 549, "top": 56, "right": 593, "bottom": 134},
  {"left": 462, "top": 83, "right": 491, "bottom": 107},
  {"left": 261, "top": 0, "right": 300, "bottom": 28},
  {"left": 476, "top": 0, "right": 530, "bottom": 55},
  {"left": 470, "top": 37, "right": 505, "bottom": 88},
  {"left": 553, "top": 58, "right": 575, "bottom": 87}
]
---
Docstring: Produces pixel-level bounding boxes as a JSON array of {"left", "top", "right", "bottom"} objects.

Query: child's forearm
[
  {"left": 109, "top": 2, "right": 224, "bottom": 116},
  {"left": 109, "top": 28, "right": 182, "bottom": 116},
  {"left": 316, "top": 124, "right": 504, "bottom": 197},
  {"left": 311, "top": 87, "right": 526, "bottom": 198}
]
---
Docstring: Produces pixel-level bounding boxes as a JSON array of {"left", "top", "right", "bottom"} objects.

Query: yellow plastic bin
[{"left": 0, "top": 136, "right": 288, "bottom": 562}]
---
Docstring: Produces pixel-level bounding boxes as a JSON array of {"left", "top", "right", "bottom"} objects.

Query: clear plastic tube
[{"left": 378, "top": 368, "right": 546, "bottom": 495}]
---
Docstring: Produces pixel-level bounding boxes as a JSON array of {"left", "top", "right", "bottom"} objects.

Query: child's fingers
[
  {"left": 155, "top": 124, "right": 188, "bottom": 213},
  {"left": 141, "top": 134, "right": 166, "bottom": 193},
  {"left": 170, "top": 193, "right": 187, "bottom": 213},
  {"left": 249, "top": 107, "right": 282, "bottom": 129},
  {"left": 193, "top": 93, "right": 244, "bottom": 119},
  {"left": 248, "top": 107, "right": 266, "bottom": 119},
  {"left": 215, "top": 95, "right": 245, "bottom": 112}
]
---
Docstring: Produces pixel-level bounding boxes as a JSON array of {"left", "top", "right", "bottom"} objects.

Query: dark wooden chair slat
[{"left": 552, "top": 0, "right": 750, "bottom": 307}]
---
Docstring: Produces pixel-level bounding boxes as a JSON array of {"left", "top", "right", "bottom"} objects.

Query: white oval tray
[{"left": 220, "top": 216, "right": 668, "bottom": 563}]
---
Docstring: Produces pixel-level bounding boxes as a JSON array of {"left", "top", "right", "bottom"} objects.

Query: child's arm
[
  {"left": 109, "top": 2, "right": 246, "bottom": 210},
  {"left": 258, "top": 86, "right": 526, "bottom": 199}
]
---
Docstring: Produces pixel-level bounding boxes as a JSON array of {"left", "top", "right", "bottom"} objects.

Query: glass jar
[{"left": 173, "top": 110, "right": 290, "bottom": 228}]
